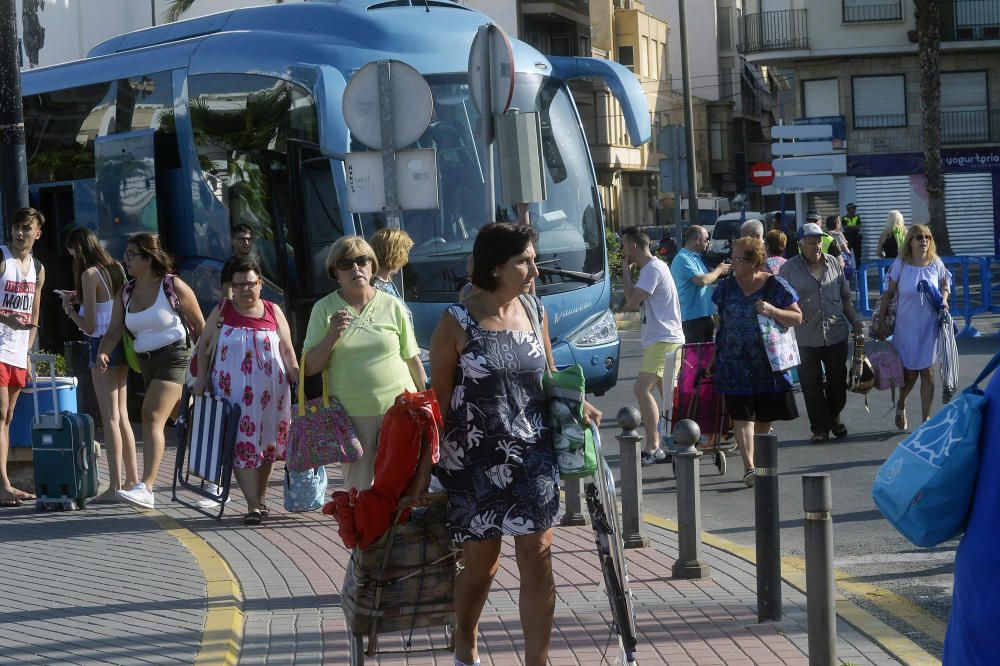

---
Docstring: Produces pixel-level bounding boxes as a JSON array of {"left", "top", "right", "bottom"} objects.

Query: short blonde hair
[
  {"left": 731, "top": 236, "right": 766, "bottom": 269},
  {"left": 326, "top": 236, "right": 379, "bottom": 279},
  {"left": 370, "top": 228, "right": 414, "bottom": 274}
]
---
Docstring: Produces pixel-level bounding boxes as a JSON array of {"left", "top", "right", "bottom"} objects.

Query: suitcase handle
[{"left": 30, "top": 352, "right": 61, "bottom": 429}]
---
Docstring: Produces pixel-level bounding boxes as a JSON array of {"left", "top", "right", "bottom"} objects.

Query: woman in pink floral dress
[{"left": 192, "top": 257, "right": 299, "bottom": 524}]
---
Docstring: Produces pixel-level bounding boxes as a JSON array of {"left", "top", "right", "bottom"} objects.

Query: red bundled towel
[{"left": 323, "top": 389, "right": 442, "bottom": 549}]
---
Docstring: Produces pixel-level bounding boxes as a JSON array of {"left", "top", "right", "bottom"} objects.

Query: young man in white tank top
[{"left": 0, "top": 208, "right": 46, "bottom": 507}]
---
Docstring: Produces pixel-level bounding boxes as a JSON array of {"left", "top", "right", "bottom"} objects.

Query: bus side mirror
[{"left": 296, "top": 64, "right": 350, "bottom": 159}]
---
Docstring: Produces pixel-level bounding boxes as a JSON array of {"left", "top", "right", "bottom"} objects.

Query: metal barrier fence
[{"left": 856, "top": 256, "right": 996, "bottom": 338}]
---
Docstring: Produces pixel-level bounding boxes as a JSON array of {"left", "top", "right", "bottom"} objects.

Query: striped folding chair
[{"left": 172, "top": 387, "right": 241, "bottom": 519}]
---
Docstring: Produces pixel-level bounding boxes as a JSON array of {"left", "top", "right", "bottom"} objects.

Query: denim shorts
[{"left": 88, "top": 335, "right": 125, "bottom": 369}]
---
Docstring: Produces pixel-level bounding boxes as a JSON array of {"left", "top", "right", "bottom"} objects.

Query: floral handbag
[
  {"left": 286, "top": 355, "right": 363, "bottom": 472},
  {"left": 757, "top": 314, "right": 801, "bottom": 372}
]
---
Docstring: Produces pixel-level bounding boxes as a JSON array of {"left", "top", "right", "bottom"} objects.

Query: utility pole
[
  {"left": 678, "top": 0, "right": 698, "bottom": 227},
  {"left": 0, "top": 0, "right": 28, "bottom": 230}
]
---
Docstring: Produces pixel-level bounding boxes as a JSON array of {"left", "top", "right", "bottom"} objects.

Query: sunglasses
[
  {"left": 335, "top": 255, "right": 372, "bottom": 271},
  {"left": 915, "top": 235, "right": 933, "bottom": 242}
]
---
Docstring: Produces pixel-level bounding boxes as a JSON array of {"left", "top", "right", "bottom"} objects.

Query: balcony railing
[
  {"left": 941, "top": 109, "right": 992, "bottom": 143},
  {"left": 843, "top": 2, "right": 902, "bottom": 23},
  {"left": 738, "top": 9, "right": 808, "bottom": 55},
  {"left": 854, "top": 113, "right": 907, "bottom": 129},
  {"left": 943, "top": 0, "right": 1000, "bottom": 40}
]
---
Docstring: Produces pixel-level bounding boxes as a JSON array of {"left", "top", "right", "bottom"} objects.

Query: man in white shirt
[{"left": 621, "top": 227, "right": 685, "bottom": 466}]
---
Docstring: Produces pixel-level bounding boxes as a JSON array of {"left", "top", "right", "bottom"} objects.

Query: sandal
[
  {"left": 895, "top": 409, "right": 907, "bottom": 432},
  {"left": 259, "top": 504, "right": 270, "bottom": 518},
  {"left": 243, "top": 510, "right": 262, "bottom": 526}
]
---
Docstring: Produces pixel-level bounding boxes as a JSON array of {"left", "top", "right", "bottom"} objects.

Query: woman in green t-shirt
[{"left": 302, "top": 236, "right": 427, "bottom": 491}]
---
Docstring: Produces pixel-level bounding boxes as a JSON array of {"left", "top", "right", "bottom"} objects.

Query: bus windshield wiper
[{"left": 536, "top": 264, "right": 601, "bottom": 285}]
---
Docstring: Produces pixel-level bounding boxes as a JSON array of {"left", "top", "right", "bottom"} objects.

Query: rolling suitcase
[{"left": 31, "top": 353, "right": 99, "bottom": 511}]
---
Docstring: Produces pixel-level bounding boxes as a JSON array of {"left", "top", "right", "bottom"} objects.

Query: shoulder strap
[
  {"left": 520, "top": 295, "right": 550, "bottom": 378},
  {"left": 121, "top": 278, "right": 137, "bottom": 307},
  {"left": 972, "top": 350, "right": 1000, "bottom": 390},
  {"left": 163, "top": 274, "right": 182, "bottom": 312}
]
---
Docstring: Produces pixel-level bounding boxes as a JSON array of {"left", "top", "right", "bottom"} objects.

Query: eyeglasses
[
  {"left": 232, "top": 280, "right": 260, "bottom": 290},
  {"left": 234, "top": 236, "right": 253, "bottom": 243},
  {"left": 915, "top": 235, "right": 933, "bottom": 242},
  {"left": 123, "top": 249, "right": 142, "bottom": 260},
  {"left": 732, "top": 256, "right": 752, "bottom": 264},
  {"left": 335, "top": 255, "right": 372, "bottom": 271}
]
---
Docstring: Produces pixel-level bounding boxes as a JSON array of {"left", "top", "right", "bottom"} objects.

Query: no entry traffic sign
[{"left": 750, "top": 161, "right": 775, "bottom": 187}]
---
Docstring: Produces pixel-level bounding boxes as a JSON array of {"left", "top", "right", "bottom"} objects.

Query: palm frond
[{"left": 162, "top": 0, "right": 198, "bottom": 24}]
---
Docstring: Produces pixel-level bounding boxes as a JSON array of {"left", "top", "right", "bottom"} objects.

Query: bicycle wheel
[{"left": 586, "top": 426, "right": 639, "bottom": 663}]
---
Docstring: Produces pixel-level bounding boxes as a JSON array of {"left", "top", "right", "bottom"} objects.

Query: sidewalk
[{"left": 0, "top": 445, "right": 904, "bottom": 666}]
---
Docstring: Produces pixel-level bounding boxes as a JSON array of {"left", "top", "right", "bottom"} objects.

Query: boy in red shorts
[{"left": 0, "top": 208, "right": 45, "bottom": 506}]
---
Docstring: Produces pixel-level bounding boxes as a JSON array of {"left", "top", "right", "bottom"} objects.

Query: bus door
[
  {"left": 30, "top": 181, "right": 99, "bottom": 353},
  {"left": 286, "top": 140, "right": 348, "bottom": 345}
]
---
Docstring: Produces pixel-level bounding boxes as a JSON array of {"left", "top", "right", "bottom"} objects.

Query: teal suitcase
[{"left": 30, "top": 354, "right": 100, "bottom": 511}]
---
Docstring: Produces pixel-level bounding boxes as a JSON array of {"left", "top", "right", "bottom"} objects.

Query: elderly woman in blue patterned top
[{"left": 712, "top": 237, "right": 802, "bottom": 488}]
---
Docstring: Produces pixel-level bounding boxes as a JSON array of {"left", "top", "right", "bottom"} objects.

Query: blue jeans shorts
[{"left": 88, "top": 335, "right": 125, "bottom": 369}]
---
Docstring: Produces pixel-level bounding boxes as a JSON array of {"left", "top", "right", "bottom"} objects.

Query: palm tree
[
  {"left": 163, "top": 0, "right": 283, "bottom": 24},
  {"left": 914, "top": 0, "right": 953, "bottom": 254}
]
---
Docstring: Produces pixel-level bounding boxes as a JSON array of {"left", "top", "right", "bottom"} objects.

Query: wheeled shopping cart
[
  {"left": 342, "top": 493, "right": 458, "bottom": 665},
  {"left": 671, "top": 342, "right": 736, "bottom": 476}
]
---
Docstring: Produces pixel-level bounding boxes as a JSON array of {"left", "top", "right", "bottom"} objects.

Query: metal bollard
[
  {"left": 671, "top": 419, "right": 710, "bottom": 579},
  {"left": 803, "top": 474, "right": 836, "bottom": 666},
  {"left": 754, "top": 433, "right": 782, "bottom": 622},
  {"left": 561, "top": 477, "right": 589, "bottom": 526},
  {"left": 616, "top": 406, "right": 649, "bottom": 549}
]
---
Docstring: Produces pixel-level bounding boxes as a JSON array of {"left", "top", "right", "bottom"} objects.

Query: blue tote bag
[{"left": 872, "top": 350, "right": 1000, "bottom": 548}]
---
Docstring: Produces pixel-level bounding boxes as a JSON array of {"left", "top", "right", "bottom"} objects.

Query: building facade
[{"left": 739, "top": 0, "right": 1000, "bottom": 257}]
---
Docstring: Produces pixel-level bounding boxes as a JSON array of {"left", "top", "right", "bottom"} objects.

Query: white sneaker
[{"left": 116, "top": 482, "right": 155, "bottom": 509}]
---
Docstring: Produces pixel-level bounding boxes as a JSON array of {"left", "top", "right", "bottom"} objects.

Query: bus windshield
[{"left": 357, "top": 73, "right": 604, "bottom": 301}]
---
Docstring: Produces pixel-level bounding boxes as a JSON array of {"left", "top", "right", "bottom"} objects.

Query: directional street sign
[
  {"left": 773, "top": 155, "right": 846, "bottom": 174},
  {"left": 750, "top": 161, "right": 775, "bottom": 186},
  {"left": 772, "top": 141, "right": 835, "bottom": 156},
  {"left": 772, "top": 124, "right": 833, "bottom": 140},
  {"left": 761, "top": 174, "right": 836, "bottom": 194}
]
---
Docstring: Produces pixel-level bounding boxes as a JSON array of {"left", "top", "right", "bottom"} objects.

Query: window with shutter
[
  {"left": 852, "top": 74, "right": 906, "bottom": 128},
  {"left": 843, "top": 0, "right": 902, "bottom": 23},
  {"left": 803, "top": 78, "right": 839, "bottom": 118},
  {"left": 941, "top": 71, "right": 989, "bottom": 143}
]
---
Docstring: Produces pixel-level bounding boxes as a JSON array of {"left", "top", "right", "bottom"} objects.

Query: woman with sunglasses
[
  {"left": 192, "top": 257, "right": 297, "bottom": 524},
  {"left": 874, "top": 224, "right": 952, "bottom": 430},
  {"left": 98, "top": 233, "right": 205, "bottom": 509},
  {"left": 712, "top": 236, "right": 802, "bottom": 487},
  {"left": 302, "top": 236, "right": 427, "bottom": 490}
]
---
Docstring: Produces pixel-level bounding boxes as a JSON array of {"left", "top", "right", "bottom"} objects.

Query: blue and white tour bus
[{"left": 17, "top": 0, "right": 650, "bottom": 395}]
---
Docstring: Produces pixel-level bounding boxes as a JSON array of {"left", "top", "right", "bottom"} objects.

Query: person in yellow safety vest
[{"left": 843, "top": 203, "right": 862, "bottom": 260}]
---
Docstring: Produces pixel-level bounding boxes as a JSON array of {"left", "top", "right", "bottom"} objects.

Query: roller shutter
[
  {"left": 854, "top": 176, "right": 913, "bottom": 261},
  {"left": 803, "top": 79, "right": 839, "bottom": 118},
  {"left": 944, "top": 172, "right": 994, "bottom": 256}
]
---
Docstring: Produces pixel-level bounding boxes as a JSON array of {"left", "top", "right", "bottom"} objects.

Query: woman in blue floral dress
[
  {"left": 713, "top": 237, "right": 802, "bottom": 487},
  {"left": 428, "top": 223, "right": 600, "bottom": 666}
]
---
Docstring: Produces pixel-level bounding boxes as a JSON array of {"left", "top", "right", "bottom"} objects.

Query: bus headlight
[{"left": 567, "top": 309, "right": 618, "bottom": 348}]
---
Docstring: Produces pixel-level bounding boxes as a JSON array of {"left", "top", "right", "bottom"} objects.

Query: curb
[
  {"left": 146, "top": 510, "right": 244, "bottom": 666},
  {"left": 643, "top": 513, "right": 943, "bottom": 666}
]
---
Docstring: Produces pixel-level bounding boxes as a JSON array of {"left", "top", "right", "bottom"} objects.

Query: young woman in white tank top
[
  {"left": 62, "top": 228, "right": 139, "bottom": 502},
  {"left": 97, "top": 234, "right": 205, "bottom": 510}
]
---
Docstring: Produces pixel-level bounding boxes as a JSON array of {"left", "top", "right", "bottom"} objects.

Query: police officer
[{"left": 843, "top": 203, "right": 862, "bottom": 261}]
